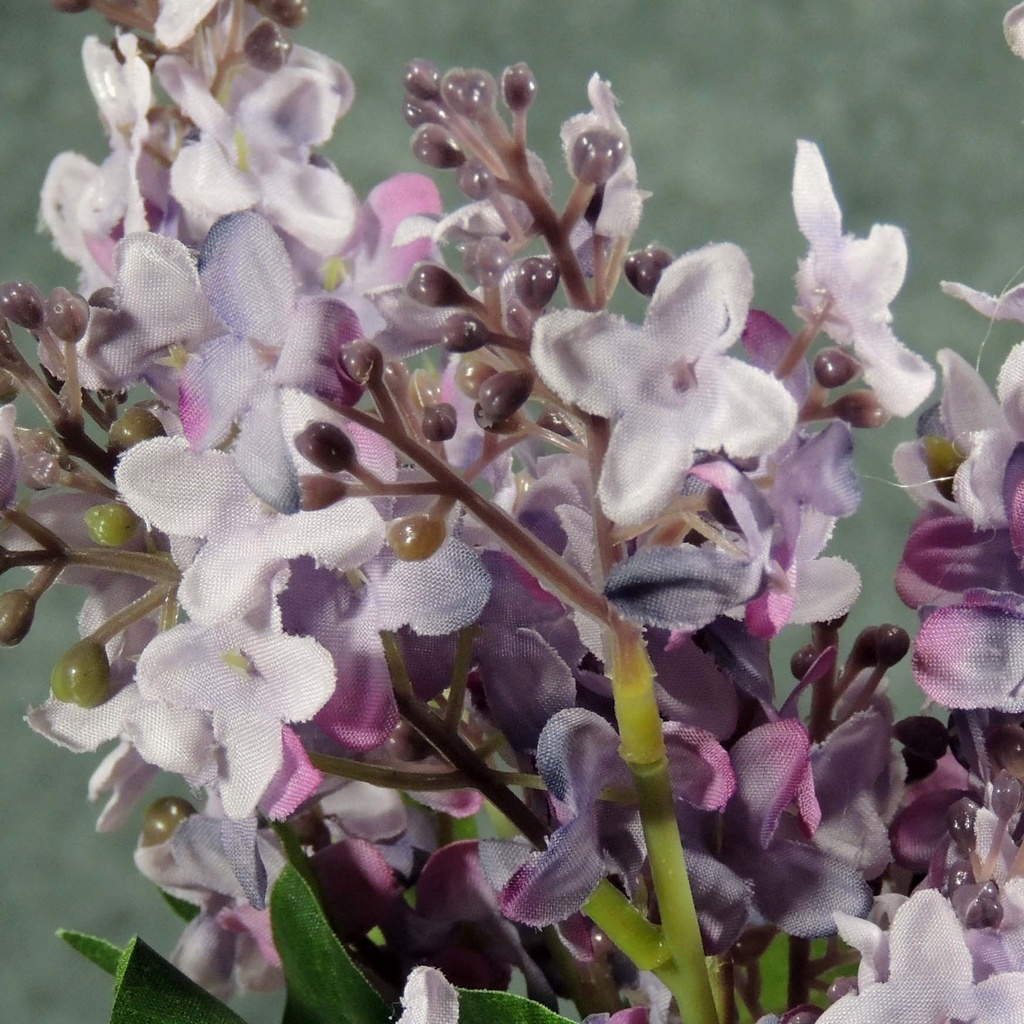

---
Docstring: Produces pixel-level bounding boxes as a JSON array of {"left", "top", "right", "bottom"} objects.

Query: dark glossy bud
[
  {"left": 406, "top": 262, "right": 472, "bottom": 308},
  {"left": 388, "top": 514, "right": 446, "bottom": 561},
  {"left": 411, "top": 125, "right": 465, "bottom": 169},
  {"left": 477, "top": 368, "right": 533, "bottom": 426},
  {"left": 299, "top": 474, "right": 349, "bottom": 510},
  {"left": 140, "top": 796, "right": 196, "bottom": 847},
  {"left": 108, "top": 406, "right": 165, "bottom": 454},
  {"left": 0, "top": 280, "right": 45, "bottom": 330},
  {"left": 404, "top": 96, "right": 446, "bottom": 128},
  {"left": 832, "top": 390, "right": 889, "bottom": 428},
  {"left": 294, "top": 422, "right": 356, "bottom": 473},
  {"left": 404, "top": 59, "right": 442, "bottom": 101},
  {"left": 992, "top": 769, "right": 1023, "bottom": 820},
  {"left": 813, "top": 347, "right": 860, "bottom": 389},
  {"left": 441, "top": 68, "right": 497, "bottom": 119},
  {"left": 874, "top": 624, "right": 910, "bottom": 667},
  {"left": 790, "top": 644, "right": 818, "bottom": 681},
  {"left": 953, "top": 879, "right": 1003, "bottom": 930},
  {"left": 846, "top": 626, "right": 880, "bottom": 671},
  {"left": 945, "top": 858, "right": 974, "bottom": 896},
  {"left": 51, "top": 639, "right": 111, "bottom": 708},
  {"left": 515, "top": 256, "right": 560, "bottom": 310},
  {"left": 45, "top": 287, "right": 89, "bottom": 343},
  {"left": 456, "top": 157, "right": 496, "bottom": 200},
  {"left": 245, "top": 19, "right": 292, "bottom": 72},
  {"left": 88, "top": 286, "right": 117, "bottom": 310},
  {"left": 442, "top": 312, "right": 492, "bottom": 353},
  {"left": 504, "top": 298, "right": 534, "bottom": 340},
  {"left": 948, "top": 797, "right": 979, "bottom": 855},
  {"left": 455, "top": 358, "right": 497, "bottom": 398},
  {"left": 463, "top": 238, "right": 508, "bottom": 288},
  {"left": 0, "top": 590, "right": 36, "bottom": 645},
  {"left": 893, "top": 715, "right": 948, "bottom": 761},
  {"left": 52, "top": 0, "right": 93, "bottom": 11},
  {"left": 570, "top": 128, "right": 627, "bottom": 184},
  {"left": 826, "top": 977, "right": 858, "bottom": 1004},
  {"left": 338, "top": 340, "right": 383, "bottom": 384},
  {"left": 988, "top": 723, "right": 1024, "bottom": 777},
  {"left": 421, "top": 402, "right": 458, "bottom": 442},
  {"left": 501, "top": 63, "right": 536, "bottom": 112},
  {"left": 624, "top": 245, "right": 673, "bottom": 297},
  {"left": 259, "top": 0, "right": 307, "bottom": 29}
]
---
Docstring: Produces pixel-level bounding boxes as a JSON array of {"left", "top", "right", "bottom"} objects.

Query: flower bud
[
  {"left": 108, "top": 406, "right": 165, "bottom": 454},
  {"left": 953, "top": 879, "right": 1003, "bottom": 930},
  {"left": 85, "top": 502, "right": 140, "bottom": 547},
  {"left": 404, "top": 97, "right": 446, "bottom": 128},
  {"left": 441, "top": 68, "right": 497, "bottom": 119},
  {"left": 893, "top": 715, "right": 948, "bottom": 761},
  {"left": 515, "top": 256, "right": 560, "bottom": 310},
  {"left": 442, "top": 312, "right": 492, "bottom": 353},
  {"left": 832, "top": 390, "right": 889, "bottom": 428},
  {"left": 570, "top": 128, "right": 627, "bottom": 184},
  {"left": 404, "top": 59, "right": 441, "bottom": 101},
  {"left": 421, "top": 402, "right": 457, "bottom": 442},
  {"left": 259, "top": 0, "right": 307, "bottom": 29},
  {"left": 790, "top": 644, "right": 818, "bottom": 681},
  {"left": 455, "top": 358, "right": 497, "bottom": 398},
  {"left": 0, "top": 280, "right": 45, "bottom": 330},
  {"left": 624, "top": 246, "right": 673, "bottom": 297},
  {"left": 456, "top": 157, "right": 496, "bottom": 200},
  {"left": 992, "top": 769, "right": 1023, "bottom": 821},
  {"left": 0, "top": 589, "right": 36, "bottom": 646},
  {"left": 945, "top": 859, "right": 974, "bottom": 896},
  {"left": 988, "top": 723, "right": 1024, "bottom": 777},
  {"left": 140, "top": 796, "right": 196, "bottom": 847},
  {"left": 405, "top": 262, "right": 472, "bottom": 308},
  {"left": 294, "top": 421, "right": 357, "bottom": 473},
  {"left": 88, "top": 286, "right": 117, "bottom": 310},
  {"left": 463, "top": 238, "right": 508, "bottom": 287},
  {"left": 947, "top": 797, "right": 979, "bottom": 855},
  {"left": 504, "top": 298, "right": 534, "bottom": 340},
  {"left": 922, "top": 434, "right": 964, "bottom": 503},
  {"left": 51, "top": 639, "right": 111, "bottom": 708},
  {"left": 501, "top": 63, "right": 536, "bottom": 112},
  {"left": 874, "top": 623, "right": 909, "bottom": 667},
  {"left": 299, "top": 474, "right": 350, "bottom": 510},
  {"left": 45, "top": 287, "right": 89, "bottom": 344},
  {"left": 411, "top": 125, "right": 465, "bottom": 169},
  {"left": 388, "top": 514, "right": 446, "bottom": 561},
  {"left": 826, "top": 977, "right": 858, "bottom": 1004},
  {"left": 245, "top": 19, "right": 292, "bottom": 72},
  {"left": 813, "top": 347, "right": 860, "bottom": 389},
  {"left": 338, "top": 340, "right": 383, "bottom": 384},
  {"left": 477, "top": 368, "right": 533, "bottom": 427}
]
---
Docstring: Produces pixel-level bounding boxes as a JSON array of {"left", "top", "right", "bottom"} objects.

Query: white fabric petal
[
  {"left": 1007, "top": 3, "right": 1024, "bottom": 60},
  {"left": 170, "top": 139, "right": 259, "bottom": 228},
  {"left": 236, "top": 69, "right": 342, "bottom": 152},
  {"left": 397, "top": 967, "right": 460, "bottom": 1024},
  {"left": 116, "top": 436, "right": 258, "bottom": 539},
  {"left": 997, "top": 340, "right": 1024, "bottom": 436},
  {"left": 129, "top": 700, "right": 217, "bottom": 783},
  {"left": 953, "top": 428, "right": 1015, "bottom": 529},
  {"left": 88, "top": 740, "right": 158, "bottom": 831},
  {"left": 155, "top": 55, "right": 232, "bottom": 137},
  {"left": 857, "top": 325, "right": 935, "bottom": 418},
  {"left": 788, "top": 557, "right": 861, "bottom": 625},
  {"left": 939, "top": 347, "right": 1004, "bottom": 439},
  {"left": 941, "top": 278, "right": 1024, "bottom": 324},
  {"left": 532, "top": 308, "right": 649, "bottom": 416},
  {"left": 26, "top": 686, "right": 137, "bottom": 753},
  {"left": 154, "top": 0, "right": 220, "bottom": 47},
  {"left": 39, "top": 151, "right": 107, "bottom": 277},
  {"left": 213, "top": 710, "right": 284, "bottom": 819},
  {"left": 792, "top": 140, "right": 844, "bottom": 247}
]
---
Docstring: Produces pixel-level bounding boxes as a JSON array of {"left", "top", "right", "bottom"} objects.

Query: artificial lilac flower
[
  {"left": 534, "top": 242, "right": 797, "bottom": 526},
  {"left": 0, "top": 403, "right": 20, "bottom": 509},
  {"left": 820, "top": 889, "right": 1024, "bottom": 1023},
  {"left": 560, "top": 74, "right": 646, "bottom": 239},
  {"left": 115, "top": 436, "right": 385, "bottom": 625},
  {"left": 134, "top": 619, "right": 335, "bottom": 819},
  {"left": 793, "top": 140, "right": 934, "bottom": 416},
  {"left": 156, "top": 46, "right": 358, "bottom": 254},
  {"left": 396, "top": 966, "right": 460, "bottom": 1024},
  {"left": 154, "top": 0, "right": 220, "bottom": 48},
  {"left": 914, "top": 589, "right": 1024, "bottom": 713}
]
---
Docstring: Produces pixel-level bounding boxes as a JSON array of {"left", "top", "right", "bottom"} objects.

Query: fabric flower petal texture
[
  {"left": 793, "top": 139, "right": 934, "bottom": 417},
  {"left": 533, "top": 242, "right": 797, "bottom": 526}
]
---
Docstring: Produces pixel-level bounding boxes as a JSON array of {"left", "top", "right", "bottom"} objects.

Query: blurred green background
[{"left": 2, "top": 1, "right": 1024, "bottom": 1020}]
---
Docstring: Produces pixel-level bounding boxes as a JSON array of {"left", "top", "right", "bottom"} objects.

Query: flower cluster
[{"left": 9, "top": 1, "right": 1024, "bottom": 1023}]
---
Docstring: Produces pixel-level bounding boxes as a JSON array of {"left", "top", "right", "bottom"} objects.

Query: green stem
[{"left": 608, "top": 625, "right": 719, "bottom": 1024}]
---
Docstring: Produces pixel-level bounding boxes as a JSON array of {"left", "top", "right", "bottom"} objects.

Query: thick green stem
[{"left": 608, "top": 626, "right": 720, "bottom": 1024}]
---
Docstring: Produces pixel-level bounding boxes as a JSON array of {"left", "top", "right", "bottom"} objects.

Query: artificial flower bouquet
[{"left": 9, "top": 1, "right": 1024, "bottom": 1021}]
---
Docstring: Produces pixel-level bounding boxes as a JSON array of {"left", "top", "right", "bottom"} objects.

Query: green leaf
[
  {"left": 57, "top": 929, "right": 122, "bottom": 976},
  {"left": 158, "top": 888, "right": 201, "bottom": 923},
  {"left": 271, "top": 864, "right": 390, "bottom": 1024},
  {"left": 458, "top": 989, "right": 576, "bottom": 1024},
  {"left": 110, "top": 936, "right": 246, "bottom": 1024}
]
